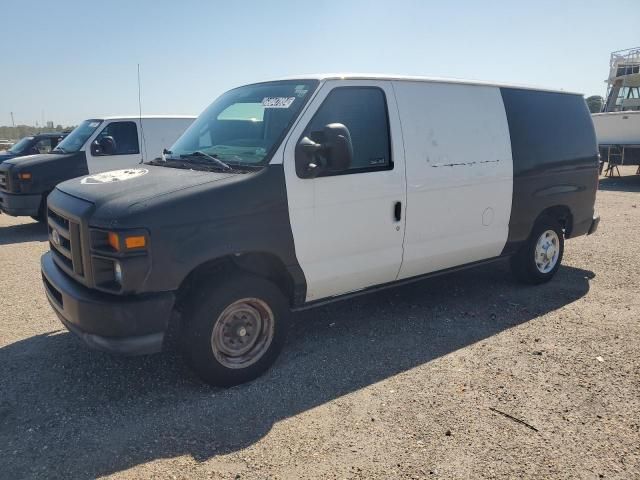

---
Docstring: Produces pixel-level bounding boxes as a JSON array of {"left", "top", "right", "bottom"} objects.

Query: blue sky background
[{"left": 2, "top": 0, "right": 638, "bottom": 126}]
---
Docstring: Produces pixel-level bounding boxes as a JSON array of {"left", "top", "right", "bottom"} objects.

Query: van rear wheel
[
  {"left": 181, "top": 273, "right": 290, "bottom": 387},
  {"left": 510, "top": 216, "right": 564, "bottom": 284}
]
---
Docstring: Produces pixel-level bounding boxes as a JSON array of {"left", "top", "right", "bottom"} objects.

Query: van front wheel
[
  {"left": 181, "top": 274, "right": 290, "bottom": 387},
  {"left": 510, "top": 216, "right": 564, "bottom": 284}
]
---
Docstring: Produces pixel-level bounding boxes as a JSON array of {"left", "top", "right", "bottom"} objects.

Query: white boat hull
[{"left": 592, "top": 111, "right": 640, "bottom": 145}]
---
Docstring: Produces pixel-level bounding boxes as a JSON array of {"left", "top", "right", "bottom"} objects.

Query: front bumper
[
  {"left": 0, "top": 191, "right": 42, "bottom": 216},
  {"left": 588, "top": 215, "right": 600, "bottom": 235},
  {"left": 41, "top": 251, "right": 175, "bottom": 355}
]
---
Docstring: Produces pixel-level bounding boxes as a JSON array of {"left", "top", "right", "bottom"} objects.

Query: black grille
[
  {"left": 0, "top": 171, "right": 7, "bottom": 192},
  {"left": 48, "top": 207, "right": 84, "bottom": 278}
]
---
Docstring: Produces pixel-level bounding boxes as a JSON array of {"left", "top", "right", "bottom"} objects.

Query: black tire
[
  {"left": 181, "top": 273, "right": 290, "bottom": 387},
  {"left": 510, "top": 215, "right": 564, "bottom": 285}
]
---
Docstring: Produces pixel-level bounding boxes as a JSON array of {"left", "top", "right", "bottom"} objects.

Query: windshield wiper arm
[{"left": 181, "top": 151, "right": 231, "bottom": 171}]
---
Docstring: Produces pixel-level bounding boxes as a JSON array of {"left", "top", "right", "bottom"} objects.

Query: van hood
[
  {"left": 0, "top": 151, "right": 17, "bottom": 163},
  {"left": 0, "top": 151, "right": 88, "bottom": 194},
  {"left": 3, "top": 152, "right": 70, "bottom": 168},
  {"left": 56, "top": 165, "right": 237, "bottom": 212}
]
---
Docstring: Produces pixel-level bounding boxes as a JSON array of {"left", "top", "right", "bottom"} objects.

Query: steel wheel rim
[
  {"left": 211, "top": 298, "right": 275, "bottom": 369},
  {"left": 534, "top": 229, "right": 560, "bottom": 274}
]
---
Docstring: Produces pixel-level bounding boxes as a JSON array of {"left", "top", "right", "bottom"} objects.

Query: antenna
[{"left": 137, "top": 63, "right": 148, "bottom": 163}]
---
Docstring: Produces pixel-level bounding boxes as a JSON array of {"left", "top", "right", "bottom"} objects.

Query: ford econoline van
[
  {"left": 0, "top": 115, "right": 195, "bottom": 220},
  {"left": 40, "top": 75, "right": 600, "bottom": 386}
]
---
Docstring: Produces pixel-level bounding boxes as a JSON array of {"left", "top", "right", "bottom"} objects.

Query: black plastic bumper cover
[
  {"left": 588, "top": 215, "right": 600, "bottom": 235},
  {"left": 41, "top": 252, "right": 175, "bottom": 355},
  {"left": 0, "top": 191, "right": 41, "bottom": 216}
]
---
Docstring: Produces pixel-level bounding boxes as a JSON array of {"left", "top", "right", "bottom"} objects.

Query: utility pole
[{"left": 10, "top": 112, "right": 15, "bottom": 127}]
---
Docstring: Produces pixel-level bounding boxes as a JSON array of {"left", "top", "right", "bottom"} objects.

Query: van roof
[
  {"left": 270, "top": 73, "right": 583, "bottom": 96},
  {"left": 98, "top": 115, "right": 197, "bottom": 121}
]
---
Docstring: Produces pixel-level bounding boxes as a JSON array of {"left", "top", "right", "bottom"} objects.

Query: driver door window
[
  {"left": 302, "top": 87, "right": 392, "bottom": 175},
  {"left": 94, "top": 121, "right": 139, "bottom": 156}
]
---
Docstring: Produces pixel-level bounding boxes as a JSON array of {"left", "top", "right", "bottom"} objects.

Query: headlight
[{"left": 113, "top": 261, "right": 123, "bottom": 284}]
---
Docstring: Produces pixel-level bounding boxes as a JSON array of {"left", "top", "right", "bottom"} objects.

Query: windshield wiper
[
  {"left": 147, "top": 157, "right": 235, "bottom": 173},
  {"left": 181, "top": 151, "right": 231, "bottom": 171},
  {"left": 53, "top": 146, "right": 66, "bottom": 153}
]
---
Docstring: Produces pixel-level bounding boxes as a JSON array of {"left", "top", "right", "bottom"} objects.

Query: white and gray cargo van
[
  {"left": 41, "top": 75, "right": 600, "bottom": 386},
  {"left": 0, "top": 115, "right": 195, "bottom": 220}
]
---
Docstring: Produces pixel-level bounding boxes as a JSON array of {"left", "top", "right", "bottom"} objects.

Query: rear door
[
  {"left": 86, "top": 120, "right": 142, "bottom": 173},
  {"left": 282, "top": 80, "right": 407, "bottom": 302}
]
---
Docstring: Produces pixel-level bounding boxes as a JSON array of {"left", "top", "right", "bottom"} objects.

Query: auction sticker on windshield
[
  {"left": 262, "top": 97, "right": 295, "bottom": 108},
  {"left": 81, "top": 168, "right": 149, "bottom": 184}
]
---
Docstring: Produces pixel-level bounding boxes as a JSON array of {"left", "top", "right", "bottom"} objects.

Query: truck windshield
[
  {"left": 53, "top": 119, "right": 102, "bottom": 153},
  {"left": 168, "top": 80, "right": 318, "bottom": 166},
  {"left": 7, "top": 137, "right": 34, "bottom": 154}
]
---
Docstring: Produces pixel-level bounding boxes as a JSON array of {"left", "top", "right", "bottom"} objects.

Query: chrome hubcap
[
  {"left": 211, "top": 298, "right": 275, "bottom": 369},
  {"left": 535, "top": 230, "right": 560, "bottom": 274}
]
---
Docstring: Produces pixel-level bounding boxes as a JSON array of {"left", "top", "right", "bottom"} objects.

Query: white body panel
[
  {"left": 84, "top": 117, "right": 195, "bottom": 173},
  {"left": 281, "top": 78, "right": 513, "bottom": 302},
  {"left": 392, "top": 81, "right": 513, "bottom": 279},
  {"left": 592, "top": 111, "right": 640, "bottom": 145},
  {"left": 282, "top": 80, "right": 407, "bottom": 301}
]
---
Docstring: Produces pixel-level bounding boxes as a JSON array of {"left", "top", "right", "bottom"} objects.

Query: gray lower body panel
[{"left": 0, "top": 191, "right": 42, "bottom": 216}]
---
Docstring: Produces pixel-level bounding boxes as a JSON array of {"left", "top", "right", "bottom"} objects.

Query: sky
[{"left": 1, "top": 0, "right": 638, "bottom": 126}]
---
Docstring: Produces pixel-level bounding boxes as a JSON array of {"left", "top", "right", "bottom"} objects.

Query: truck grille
[
  {"left": 0, "top": 171, "right": 7, "bottom": 191},
  {"left": 48, "top": 207, "right": 84, "bottom": 278}
]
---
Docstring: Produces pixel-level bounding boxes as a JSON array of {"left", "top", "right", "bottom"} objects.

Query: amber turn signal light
[
  {"left": 18, "top": 172, "right": 32, "bottom": 180},
  {"left": 107, "top": 232, "right": 145, "bottom": 251},
  {"left": 124, "top": 235, "right": 146, "bottom": 249}
]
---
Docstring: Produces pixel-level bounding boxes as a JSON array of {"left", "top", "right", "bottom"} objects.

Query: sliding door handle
[{"left": 394, "top": 201, "right": 402, "bottom": 222}]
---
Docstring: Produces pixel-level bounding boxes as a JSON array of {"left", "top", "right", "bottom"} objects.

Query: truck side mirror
[
  {"left": 295, "top": 123, "right": 353, "bottom": 178},
  {"left": 91, "top": 136, "right": 117, "bottom": 156}
]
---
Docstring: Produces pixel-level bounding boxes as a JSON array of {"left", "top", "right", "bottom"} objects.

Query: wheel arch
[
  {"left": 535, "top": 205, "right": 574, "bottom": 237},
  {"left": 174, "top": 251, "right": 299, "bottom": 311}
]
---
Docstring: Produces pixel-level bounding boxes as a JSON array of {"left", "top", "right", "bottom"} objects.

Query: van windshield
[
  {"left": 7, "top": 137, "right": 34, "bottom": 154},
  {"left": 54, "top": 119, "right": 102, "bottom": 153},
  {"left": 167, "top": 80, "right": 318, "bottom": 167}
]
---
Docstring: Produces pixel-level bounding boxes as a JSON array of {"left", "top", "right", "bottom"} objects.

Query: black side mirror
[
  {"left": 100, "top": 136, "right": 117, "bottom": 155},
  {"left": 91, "top": 136, "right": 117, "bottom": 156},
  {"left": 295, "top": 123, "right": 353, "bottom": 178}
]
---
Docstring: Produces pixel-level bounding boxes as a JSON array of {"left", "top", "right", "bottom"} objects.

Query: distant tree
[
  {"left": 586, "top": 95, "right": 604, "bottom": 113},
  {"left": 0, "top": 124, "right": 75, "bottom": 141}
]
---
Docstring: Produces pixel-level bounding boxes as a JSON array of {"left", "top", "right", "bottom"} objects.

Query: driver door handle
[{"left": 394, "top": 201, "right": 402, "bottom": 222}]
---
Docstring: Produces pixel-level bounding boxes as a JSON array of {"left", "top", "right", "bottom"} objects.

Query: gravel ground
[{"left": 0, "top": 168, "right": 639, "bottom": 479}]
